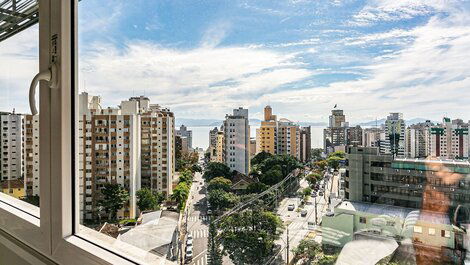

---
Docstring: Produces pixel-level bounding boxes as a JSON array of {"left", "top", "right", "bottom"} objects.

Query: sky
[{"left": 1, "top": 0, "right": 470, "bottom": 124}]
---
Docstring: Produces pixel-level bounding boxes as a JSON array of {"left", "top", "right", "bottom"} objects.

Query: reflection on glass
[{"left": 75, "top": 1, "right": 470, "bottom": 264}]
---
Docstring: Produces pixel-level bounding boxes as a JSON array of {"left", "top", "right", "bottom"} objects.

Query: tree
[
  {"left": 311, "top": 148, "right": 324, "bottom": 161},
  {"left": 292, "top": 239, "right": 322, "bottom": 264},
  {"left": 314, "top": 160, "right": 328, "bottom": 171},
  {"left": 259, "top": 155, "right": 302, "bottom": 179},
  {"left": 246, "top": 182, "right": 269, "bottom": 194},
  {"left": 178, "top": 169, "right": 194, "bottom": 184},
  {"left": 306, "top": 172, "right": 322, "bottom": 187},
  {"left": 328, "top": 150, "right": 346, "bottom": 159},
  {"left": 219, "top": 210, "right": 284, "bottom": 265},
  {"left": 303, "top": 187, "right": 312, "bottom": 197},
  {"left": 136, "top": 188, "right": 158, "bottom": 212},
  {"left": 203, "top": 162, "right": 232, "bottom": 181},
  {"left": 21, "top": 195, "right": 40, "bottom": 207},
  {"left": 208, "top": 177, "right": 232, "bottom": 192},
  {"left": 99, "top": 183, "right": 129, "bottom": 221},
  {"left": 207, "top": 220, "right": 223, "bottom": 265},
  {"left": 251, "top": 151, "right": 274, "bottom": 167},
  {"left": 259, "top": 165, "right": 283, "bottom": 186},
  {"left": 327, "top": 156, "right": 342, "bottom": 170},
  {"left": 171, "top": 182, "right": 190, "bottom": 211},
  {"left": 191, "top": 163, "right": 203, "bottom": 173},
  {"left": 208, "top": 189, "right": 239, "bottom": 211}
]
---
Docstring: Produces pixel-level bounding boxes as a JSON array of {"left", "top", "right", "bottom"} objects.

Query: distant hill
[
  {"left": 357, "top": 118, "right": 437, "bottom": 127},
  {"left": 176, "top": 118, "right": 326, "bottom": 127}
]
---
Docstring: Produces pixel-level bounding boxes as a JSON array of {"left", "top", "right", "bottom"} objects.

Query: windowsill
[{"left": 0, "top": 193, "right": 40, "bottom": 223}]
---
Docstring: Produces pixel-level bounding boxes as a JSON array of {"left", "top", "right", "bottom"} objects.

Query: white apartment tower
[
  {"left": 0, "top": 113, "right": 24, "bottom": 181},
  {"left": 382, "top": 113, "right": 406, "bottom": 157},
  {"left": 224, "top": 108, "right": 250, "bottom": 175}
]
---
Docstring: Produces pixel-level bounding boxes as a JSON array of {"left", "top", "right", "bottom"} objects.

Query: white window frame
[{"left": 0, "top": 1, "right": 138, "bottom": 264}]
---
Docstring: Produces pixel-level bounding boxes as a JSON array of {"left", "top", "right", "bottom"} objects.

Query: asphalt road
[{"left": 184, "top": 171, "right": 210, "bottom": 265}]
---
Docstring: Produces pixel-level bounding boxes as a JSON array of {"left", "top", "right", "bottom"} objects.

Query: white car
[
  {"left": 207, "top": 209, "right": 213, "bottom": 215},
  {"left": 185, "top": 248, "right": 193, "bottom": 261},
  {"left": 186, "top": 234, "right": 193, "bottom": 246},
  {"left": 287, "top": 204, "right": 295, "bottom": 211}
]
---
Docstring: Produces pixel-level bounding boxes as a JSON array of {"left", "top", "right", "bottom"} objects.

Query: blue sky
[{"left": 1, "top": 0, "right": 470, "bottom": 123}]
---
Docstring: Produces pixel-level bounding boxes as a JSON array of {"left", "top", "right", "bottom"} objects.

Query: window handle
[{"left": 29, "top": 63, "right": 58, "bottom": 115}]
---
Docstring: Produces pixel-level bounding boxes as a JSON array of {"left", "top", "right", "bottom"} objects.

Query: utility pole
[
  {"left": 286, "top": 226, "right": 290, "bottom": 265},
  {"left": 314, "top": 196, "right": 317, "bottom": 225}
]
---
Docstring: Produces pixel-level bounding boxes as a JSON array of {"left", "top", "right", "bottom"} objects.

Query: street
[
  {"left": 184, "top": 170, "right": 210, "bottom": 265},
  {"left": 272, "top": 170, "right": 339, "bottom": 265}
]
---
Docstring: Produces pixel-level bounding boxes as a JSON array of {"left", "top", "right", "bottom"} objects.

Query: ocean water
[{"left": 188, "top": 126, "right": 324, "bottom": 150}]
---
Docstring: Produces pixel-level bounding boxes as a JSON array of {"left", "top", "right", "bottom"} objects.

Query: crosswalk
[
  {"left": 187, "top": 215, "right": 210, "bottom": 222},
  {"left": 188, "top": 229, "right": 209, "bottom": 239},
  {"left": 288, "top": 221, "right": 306, "bottom": 231},
  {"left": 190, "top": 253, "right": 208, "bottom": 265}
]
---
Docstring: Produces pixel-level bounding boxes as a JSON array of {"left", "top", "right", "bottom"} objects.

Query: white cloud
[
  {"left": 262, "top": 9, "right": 470, "bottom": 123},
  {"left": 79, "top": 41, "right": 312, "bottom": 118},
  {"left": 350, "top": 0, "right": 459, "bottom": 26},
  {"left": 200, "top": 21, "right": 232, "bottom": 48}
]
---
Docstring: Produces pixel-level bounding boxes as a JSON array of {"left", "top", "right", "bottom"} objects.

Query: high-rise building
[
  {"left": 299, "top": 127, "right": 311, "bottom": 163},
  {"left": 324, "top": 109, "right": 348, "bottom": 153},
  {"left": 215, "top": 131, "right": 225, "bottom": 163},
  {"left": 224, "top": 108, "right": 249, "bottom": 175},
  {"left": 347, "top": 125, "right": 363, "bottom": 146},
  {"left": 77, "top": 92, "right": 175, "bottom": 221},
  {"left": 0, "top": 113, "right": 24, "bottom": 181},
  {"left": 249, "top": 138, "right": 257, "bottom": 160},
  {"left": 430, "top": 117, "right": 469, "bottom": 160},
  {"left": 405, "top": 121, "right": 433, "bottom": 158},
  {"left": 176, "top": 125, "right": 192, "bottom": 150},
  {"left": 382, "top": 113, "right": 406, "bottom": 157},
  {"left": 277, "top": 118, "right": 300, "bottom": 159},
  {"left": 346, "top": 146, "right": 470, "bottom": 212},
  {"left": 257, "top": 106, "right": 277, "bottom": 155},
  {"left": 209, "top": 127, "right": 219, "bottom": 150},
  {"left": 78, "top": 93, "right": 141, "bottom": 221},
  {"left": 23, "top": 114, "right": 40, "bottom": 197},
  {"left": 362, "top": 127, "right": 382, "bottom": 148}
]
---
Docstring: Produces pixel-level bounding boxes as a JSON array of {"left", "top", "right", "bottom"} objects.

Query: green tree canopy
[
  {"left": 246, "top": 182, "right": 269, "bottom": 194},
  {"left": 203, "top": 162, "right": 232, "bottom": 181},
  {"left": 306, "top": 172, "right": 322, "bottom": 187},
  {"left": 99, "top": 183, "right": 129, "bottom": 221},
  {"left": 311, "top": 148, "right": 324, "bottom": 161},
  {"left": 207, "top": 189, "right": 239, "bottom": 211},
  {"left": 314, "top": 160, "right": 328, "bottom": 171},
  {"left": 259, "top": 165, "right": 283, "bottom": 186},
  {"left": 328, "top": 150, "right": 346, "bottom": 159},
  {"left": 136, "top": 188, "right": 159, "bottom": 212},
  {"left": 207, "top": 177, "right": 232, "bottom": 192},
  {"left": 219, "top": 210, "right": 284, "bottom": 265},
  {"left": 178, "top": 169, "right": 194, "bottom": 184},
  {"left": 171, "top": 182, "right": 190, "bottom": 211},
  {"left": 251, "top": 151, "right": 274, "bottom": 167},
  {"left": 327, "top": 156, "right": 342, "bottom": 169},
  {"left": 292, "top": 239, "right": 322, "bottom": 264}
]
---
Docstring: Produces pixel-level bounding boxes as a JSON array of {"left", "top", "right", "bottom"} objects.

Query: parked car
[
  {"left": 301, "top": 209, "right": 308, "bottom": 217},
  {"left": 311, "top": 192, "right": 317, "bottom": 197},
  {"left": 325, "top": 210, "right": 334, "bottom": 217},
  {"left": 319, "top": 191, "right": 324, "bottom": 196},
  {"left": 207, "top": 209, "right": 213, "bottom": 215},
  {"left": 185, "top": 248, "right": 193, "bottom": 262},
  {"left": 287, "top": 204, "right": 295, "bottom": 211},
  {"left": 186, "top": 234, "right": 193, "bottom": 246}
]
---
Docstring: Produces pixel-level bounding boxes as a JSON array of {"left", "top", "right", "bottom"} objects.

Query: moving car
[
  {"left": 185, "top": 248, "right": 193, "bottom": 262},
  {"left": 301, "top": 209, "right": 308, "bottom": 217},
  {"left": 287, "top": 204, "right": 295, "bottom": 211}
]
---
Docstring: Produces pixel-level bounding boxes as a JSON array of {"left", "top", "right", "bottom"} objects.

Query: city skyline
[{"left": 1, "top": 1, "right": 470, "bottom": 124}]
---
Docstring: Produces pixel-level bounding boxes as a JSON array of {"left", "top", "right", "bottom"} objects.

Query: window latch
[{"left": 29, "top": 63, "right": 58, "bottom": 115}]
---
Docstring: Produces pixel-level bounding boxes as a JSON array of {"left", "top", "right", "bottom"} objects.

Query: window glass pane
[
  {"left": 75, "top": 1, "right": 470, "bottom": 264},
  {"left": 0, "top": 0, "right": 40, "bottom": 210}
]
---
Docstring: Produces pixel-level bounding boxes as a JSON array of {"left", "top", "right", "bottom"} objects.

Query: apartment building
[
  {"left": 362, "top": 127, "right": 383, "bottom": 148},
  {"left": 78, "top": 93, "right": 141, "bottom": 220},
  {"left": 0, "top": 113, "right": 24, "bottom": 181},
  {"left": 23, "top": 114, "right": 39, "bottom": 196},
  {"left": 323, "top": 109, "right": 348, "bottom": 154},
  {"left": 257, "top": 105, "right": 277, "bottom": 155},
  {"left": 346, "top": 146, "right": 470, "bottom": 213},
  {"left": 299, "top": 127, "right": 311, "bottom": 163},
  {"left": 224, "top": 107, "right": 249, "bottom": 175},
  {"left": 405, "top": 121, "right": 433, "bottom": 158},
  {"left": 176, "top": 124, "right": 192, "bottom": 151},
  {"left": 430, "top": 118, "right": 469, "bottom": 160},
  {"left": 277, "top": 118, "right": 300, "bottom": 159},
  {"left": 215, "top": 131, "right": 225, "bottom": 163},
  {"left": 381, "top": 113, "right": 406, "bottom": 157}
]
